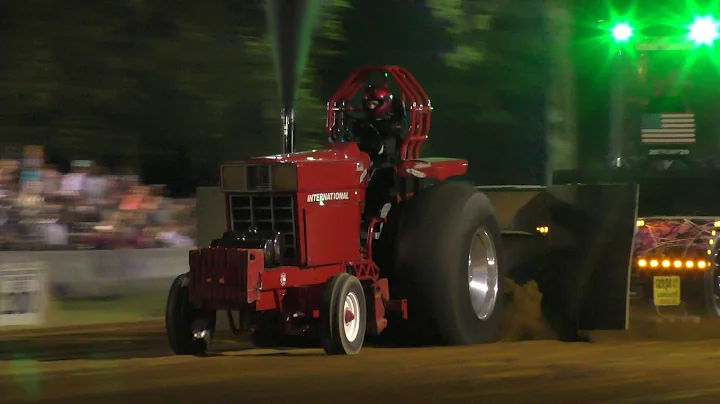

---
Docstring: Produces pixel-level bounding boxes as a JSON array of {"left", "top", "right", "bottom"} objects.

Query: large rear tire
[
  {"left": 320, "top": 273, "right": 367, "bottom": 355},
  {"left": 166, "top": 273, "right": 216, "bottom": 355},
  {"left": 703, "top": 257, "right": 720, "bottom": 317},
  {"left": 394, "top": 182, "right": 505, "bottom": 345}
]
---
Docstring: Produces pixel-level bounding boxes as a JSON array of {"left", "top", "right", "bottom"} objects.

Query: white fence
[{"left": 0, "top": 248, "right": 188, "bottom": 327}]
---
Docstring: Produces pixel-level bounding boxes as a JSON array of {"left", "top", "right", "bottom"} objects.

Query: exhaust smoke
[{"left": 265, "top": 0, "right": 324, "bottom": 153}]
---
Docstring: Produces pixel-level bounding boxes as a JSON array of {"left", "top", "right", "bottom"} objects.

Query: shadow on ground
[
  {"left": 0, "top": 324, "right": 325, "bottom": 362},
  {"left": 3, "top": 277, "right": 720, "bottom": 362},
  {"left": 0, "top": 330, "right": 172, "bottom": 362}
]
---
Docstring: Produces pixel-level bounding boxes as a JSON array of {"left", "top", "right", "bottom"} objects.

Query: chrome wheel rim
[
  {"left": 343, "top": 291, "right": 361, "bottom": 342},
  {"left": 467, "top": 228, "right": 499, "bottom": 320}
]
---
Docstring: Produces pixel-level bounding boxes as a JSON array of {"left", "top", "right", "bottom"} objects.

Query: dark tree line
[{"left": 0, "top": 0, "right": 575, "bottom": 195}]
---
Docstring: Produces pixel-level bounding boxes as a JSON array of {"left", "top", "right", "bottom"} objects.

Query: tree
[
  {"left": 0, "top": 0, "right": 349, "bottom": 193},
  {"left": 246, "top": 0, "right": 351, "bottom": 150},
  {"left": 426, "top": 0, "right": 494, "bottom": 70},
  {"left": 426, "top": 0, "right": 550, "bottom": 125},
  {"left": 426, "top": 0, "right": 578, "bottom": 180}
]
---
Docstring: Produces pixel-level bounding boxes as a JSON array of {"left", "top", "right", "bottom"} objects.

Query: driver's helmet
[{"left": 362, "top": 84, "right": 394, "bottom": 120}]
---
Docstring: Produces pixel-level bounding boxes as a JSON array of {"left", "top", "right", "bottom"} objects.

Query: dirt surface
[{"left": 2, "top": 317, "right": 720, "bottom": 404}]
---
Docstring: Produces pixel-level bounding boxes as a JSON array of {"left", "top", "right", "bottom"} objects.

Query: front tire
[
  {"left": 320, "top": 273, "right": 367, "bottom": 355},
  {"left": 395, "top": 182, "right": 505, "bottom": 345},
  {"left": 166, "top": 273, "right": 216, "bottom": 355}
]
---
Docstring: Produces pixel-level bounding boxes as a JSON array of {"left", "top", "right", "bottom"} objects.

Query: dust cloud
[
  {"left": 500, "top": 278, "right": 557, "bottom": 341},
  {"left": 499, "top": 277, "right": 720, "bottom": 343}
]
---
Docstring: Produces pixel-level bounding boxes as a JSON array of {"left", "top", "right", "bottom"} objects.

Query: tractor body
[
  {"left": 165, "top": 65, "right": 640, "bottom": 356},
  {"left": 192, "top": 141, "right": 398, "bottom": 337}
]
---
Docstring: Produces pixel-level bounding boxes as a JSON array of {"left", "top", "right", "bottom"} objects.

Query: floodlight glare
[
  {"left": 612, "top": 23, "right": 633, "bottom": 41},
  {"left": 688, "top": 16, "right": 719, "bottom": 44}
]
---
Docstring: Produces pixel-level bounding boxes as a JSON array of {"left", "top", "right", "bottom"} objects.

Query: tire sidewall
[
  {"left": 166, "top": 274, "right": 192, "bottom": 351},
  {"left": 166, "top": 273, "right": 214, "bottom": 355},
  {"left": 704, "top": 260, "right": 720, "bottom": 316},
  {"left": 447, "top": 192, "right": 505, "bottom": 344},
  {"left": 322, "top": 273, "right": 367, "bottom": 355},
  {"left": 334, "top": 276, "right": 367, "bottom": 354},
  {"left": 395, "top": 183, "right": 505, "bottom": 345}
]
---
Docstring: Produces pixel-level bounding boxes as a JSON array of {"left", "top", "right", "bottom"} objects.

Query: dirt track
[{"left": 2, "top": 318, "right": 720, "bottom": 404}]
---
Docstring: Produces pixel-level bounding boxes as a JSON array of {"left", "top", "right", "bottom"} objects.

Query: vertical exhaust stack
[
  {"left": 280, "top": 108, "right": 295, "bottom": 153},
  {"left": 265, "top": 0, "right": 323, "bottom": 154}
]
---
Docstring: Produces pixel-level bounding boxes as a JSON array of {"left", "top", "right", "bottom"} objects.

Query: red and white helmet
[{"left": 362, "top": 84, "right": 394, "bottom": 120}]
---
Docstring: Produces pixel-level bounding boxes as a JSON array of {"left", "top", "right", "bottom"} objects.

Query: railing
[{"left": 0, "top": 248, "right": 189, "bottom": 328}]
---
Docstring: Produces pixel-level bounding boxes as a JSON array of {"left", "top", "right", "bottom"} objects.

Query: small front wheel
[
  {"left": 320, "top": 273, "right": 367, "bottom": 355},
  {"left": 166, "top": 273, "right": 216, "bottom": 356}
]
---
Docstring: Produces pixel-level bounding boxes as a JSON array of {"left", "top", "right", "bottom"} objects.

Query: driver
[{"left": 353, "top": 84, "right": 408, "bottom": 220}]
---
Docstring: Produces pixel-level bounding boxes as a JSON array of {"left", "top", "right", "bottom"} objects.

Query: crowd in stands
[{"left": 0, "top": 147, "right": 196, "bottom": 250}]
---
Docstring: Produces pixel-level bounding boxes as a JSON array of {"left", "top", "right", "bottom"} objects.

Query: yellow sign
[{"left": 653, "top": 276, "right": 681, "bottom": 306}]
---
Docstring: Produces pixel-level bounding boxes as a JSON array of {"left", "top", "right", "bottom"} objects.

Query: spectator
[
  {"left": 60, "top": 160, "right": 92, "bottom": 195},
  {"left": 38, "top": 208, "right": 69, "bottom": 248},
  {"left": 156, "top": 223, "right": 195, "bottom": 248},
  {"left": 83, "top": 164, "right": 108, "bottom": 202},
  {"left": 42, "top": 165, "right": 62, "bottom": 195},
  {"left": 119, "top": 185, "right": 147, "bottom": 211},
  {"left": 0, "top": 146, "right": 197, "bottom": 251}
]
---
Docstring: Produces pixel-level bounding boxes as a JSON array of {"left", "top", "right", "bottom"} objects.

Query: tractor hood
[
  {"left": 221, "top": 142, "right": 371, "bottom": 193},
  {"left": 244, "top": 142, "right": 367, "bottom": 165}
]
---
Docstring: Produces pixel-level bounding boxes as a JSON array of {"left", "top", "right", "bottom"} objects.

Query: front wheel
[
  {"left": 320, "top": 273, "right": 367, "bottom": 355},
  {"left": 166, "top": 273, "right": 216, "bottom": 355}
]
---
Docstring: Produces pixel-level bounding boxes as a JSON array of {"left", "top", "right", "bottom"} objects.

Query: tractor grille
[
  {"left": 229, "top": 194, "right": 297, "bottom": 261},
  {"left": 189, "top": 247, "right": 248, "bottom": 303}
]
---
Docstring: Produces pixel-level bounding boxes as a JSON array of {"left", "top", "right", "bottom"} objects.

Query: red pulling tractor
[{"left": 166, "top": 66, "right": 639, "bottom": 355}]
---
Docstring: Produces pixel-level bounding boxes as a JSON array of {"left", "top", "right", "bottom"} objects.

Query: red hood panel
[{"left": 229, "top": 142, "right": 371, "bottom": 193}]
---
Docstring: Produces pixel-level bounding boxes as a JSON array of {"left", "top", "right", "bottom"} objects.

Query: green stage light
[
  {"left": 688, "top": 16, "right": 719, "bottom": 45},
  {"left": 612, "top": 23, "right": 633, "bottom": 42}
]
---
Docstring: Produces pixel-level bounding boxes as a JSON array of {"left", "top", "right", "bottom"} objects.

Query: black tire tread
[
  {"left": 320, "top": 273, "right": 367, "bottom": 355},
  {"left": 165, "top": 273, "right": 212, "bottom": 356},
  {"left": 394, "top": 182, "right": 505, "bottom": 346}
]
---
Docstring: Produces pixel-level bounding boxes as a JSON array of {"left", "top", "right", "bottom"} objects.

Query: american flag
[{"left": 641, "top": 113, "right": 696, "bottom": 144}]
